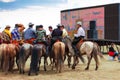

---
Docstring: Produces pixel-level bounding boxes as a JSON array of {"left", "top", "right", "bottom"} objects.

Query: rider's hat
[
  {"left": 77, "top": 21, "right": 82, "bottom": 25},
  {"left": 28, "top": 22, "right": 34, "bottom": 26},
  {"left": 5, "top": 25, "right": 11, "bottom": 29}
]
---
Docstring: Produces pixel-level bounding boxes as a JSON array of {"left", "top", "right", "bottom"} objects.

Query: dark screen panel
[{"left": 105, "top": 4, "right": 119, "bottom": 40}]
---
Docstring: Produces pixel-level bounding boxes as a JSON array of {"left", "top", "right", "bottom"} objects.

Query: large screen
[{"left": 61, "top": 7, "right": 104, "bottom": 39}]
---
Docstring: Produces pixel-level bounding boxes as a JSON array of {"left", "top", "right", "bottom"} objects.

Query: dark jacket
[{"left": 52, "top": 28, "right": 62, "bottom": 37}]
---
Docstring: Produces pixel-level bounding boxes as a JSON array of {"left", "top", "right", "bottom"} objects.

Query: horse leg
[
  {"left": 0, "top": 57, "right": 2, "bottom": 69},
  {"left": 38, "top": 58, "right": 41, "bottom": 71},
  {"left": 51, "top": 58, "right": 54, "bottom": 70},
  {"left": 93, "top": 53, "right": 99, "bottom": 70},
  {"left": 21, "top": 61, "right": 26, "bottom": 74},
  {"left": 16, "top": 53, "right": 19, "bottom": 70},
  {"left": 3, "top": 54, "right": 9, "bottom": 75},
  {"left": 78, "top": 52, "right": 84, "bottom": 63},
  {"left": 44, "top": 56, "right": 47, "bottom": 71},
  {"left": 64, "top": 55, "right": 66, "bottom": 62},
  {"left": 85, "top": 55, "right": 92, "bottom": 70},
  {"left": 72, "top": 56, "right": 77, "bottom": 69},
  {"left": 59, "top": 54, "right": 64, "bottom": 73},
  {"left": 59, "top": 60, "right": 62, "bottom": 73},
  {"left": 28, "top": 67, "right": 31, "bottom": 76},
  {"left": 67, "top": 55, "right": 71, "bottom": 68},
  {"left": 55, "top": 59, "right": 59, "bottom": 73},
  {"left": 9, "top": 57, "right": 15, "bottom": 73}
]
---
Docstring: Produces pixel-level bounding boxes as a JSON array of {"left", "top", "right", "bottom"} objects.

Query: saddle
[
  {"left": 37, "top": 42, "right": 45, "bottom": 45},
  {"left": 76, "top": 39, "right": 84, "bottom": 49},
  {"left": 55, "top": 39, "right": 61, "bottom": 42},
  {"left": 24, "top": 38, "right": 35, "bottom": 44}
]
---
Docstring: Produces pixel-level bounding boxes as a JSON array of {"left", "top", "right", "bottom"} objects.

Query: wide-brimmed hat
[
  {"left": 29, "top": 22, "right": 34, "bottom": 26},
  {"left": 77, "top": 21, "right": 82, "bottom": 25},
  {"left": 57, "top": 24, "right": 62, "bottom": 28},
  {"left": 5, "top": 25, "right": 11, "bottom": 29},
  {"left": 17, "top": 24, "right": 24, "bottom": 27}
]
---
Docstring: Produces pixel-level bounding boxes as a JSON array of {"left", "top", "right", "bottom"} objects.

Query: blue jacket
[{"left": 24, "top": 27, "right": 36, "bottom": 40}]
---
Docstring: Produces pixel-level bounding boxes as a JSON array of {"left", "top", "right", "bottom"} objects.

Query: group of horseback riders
[{"left": 0, "top": 21, "right": 85, "bottom": 55}]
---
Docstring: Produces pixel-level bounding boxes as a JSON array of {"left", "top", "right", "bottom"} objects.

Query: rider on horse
[
  {"left": 50, "top": 24, "right": 63, "bottom": 50},
  {"left": 2, "top": 25, "right": 12, "bottom": 44},
  {"left": 24, "top": 22, "right": 36, "bottom": 44},
  {"left": 35, "top": 25, "right": 49, "bottom": 54},
  {"left": 72, "top": 21, "right": 85, "bottom": 55},
  {"left": 11, "top": 24, "right": 25, "bottom": 45}
]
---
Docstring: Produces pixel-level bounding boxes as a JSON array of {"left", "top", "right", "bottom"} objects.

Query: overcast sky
[{"left": 0, "top": 0, "right": 120, "bottom": 33}]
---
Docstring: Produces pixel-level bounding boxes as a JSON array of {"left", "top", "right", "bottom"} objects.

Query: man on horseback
[
  {"left": 72, "top": 21, "right": 85, "bottom": 55},
  {"left": 2, "top": 25, "right": 12, "bottom": 44},
  {"left": 35, "top": 25, "right": 49, "bottom": 54},
  {"left": 11, "top": 24, "right": 25, "bottom": 45},
  {"left": 24, "top": 22, "right": 36, "bottom": 44},
  {"left": 50, "top": 24, "right": 63, "bottom": 50}
]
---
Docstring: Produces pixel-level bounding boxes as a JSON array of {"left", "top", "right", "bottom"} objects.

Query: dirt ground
[{"left": 0, "top": 55, "right": 120, "bottom": 80}]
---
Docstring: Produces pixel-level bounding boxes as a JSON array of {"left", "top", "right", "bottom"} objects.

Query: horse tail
[
  {"left": 93, "top": 43, "right": 104, "bottom": 66},
  {"left": 95, "top": 42, "right": 104, "bottom": 59},
  {"left": 19, "top": 47, "right": 25, "bottom": 71},
  {"left": 19, "top": 47, "right": 25, "bottom": 58},
  {"left": 59, "top": 42, "right": 65, "bottom": 72},
  {"left": 59, "top": 43, "right": 62, "bottom": 62},
  {"left": 30, "top": 46, "right": 39, "bottom": 70}
]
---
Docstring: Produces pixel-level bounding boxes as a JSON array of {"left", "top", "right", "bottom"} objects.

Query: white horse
[{"left": 72, "top": 41, "right": 104, "bottom": 70}]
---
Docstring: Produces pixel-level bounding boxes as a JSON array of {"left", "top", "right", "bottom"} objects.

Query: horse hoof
[
  {"left": 19, "top": 72, "right": 21, "bottom": 74},
  {"left": 72, "top": 66, "right": 75, "bottom": 69},
  {"left": 44, "top": 69, "right": 47, "bottom": 71},
  {"left": 28, "top": 73, "right": 31, "bottom": 76},
  {"left": 85, "top": 68, "right": 89, "bottom": 70},
  {"left": 95, "top": 68, "right": 98, "bottom": 71},
  {"left": 36, "top": 72, "right": 38, "bottom": 75}
]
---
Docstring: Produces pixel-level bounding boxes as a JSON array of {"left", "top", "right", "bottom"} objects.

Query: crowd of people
[{"left": 0, "top": 21, "right": 85, "bottom": 56}]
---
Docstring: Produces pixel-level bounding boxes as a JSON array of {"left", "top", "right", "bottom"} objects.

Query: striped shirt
[{"left": 11, "top": 28, "right": 20, "bottom": 40}]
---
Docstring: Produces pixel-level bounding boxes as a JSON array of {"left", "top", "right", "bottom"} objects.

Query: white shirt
[{"left": 74, "top": 27, "right": 85, "bottom": 37}]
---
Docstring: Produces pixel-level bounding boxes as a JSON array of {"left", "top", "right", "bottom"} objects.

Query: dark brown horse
[
  {"left": 72, "top": 41, "right": 104, "bottom": 70},
  {"left": 52, "top": 41, "right": 65, "bottom": 73},
  {"left": 28, "top": 43, "right": 47, "bottom": 76},
  {"left": 18, "top": 43, "right": 33, "bottom": 74}
]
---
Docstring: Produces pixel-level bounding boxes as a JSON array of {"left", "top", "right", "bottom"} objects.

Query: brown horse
[
  {"left": 18, "top": 43, "right": 33, "bottom": 74},
  {"left": 7, "top": 44, "right": 18, "bottom": 72},
  {"left": 52, "top": 41, "right": 65, "bottom": 73},
  {"left": 28, "top": 43, "right": 47, "bottom": 76},
  {"left": 0, "top": 44, "right": 6, "bottom": 70},
  {"left": 72, "top": 41, "right": 104, "bottom": 70},
  {"left": 0, "top": 43, "right": 18, "bottom": 74}
]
